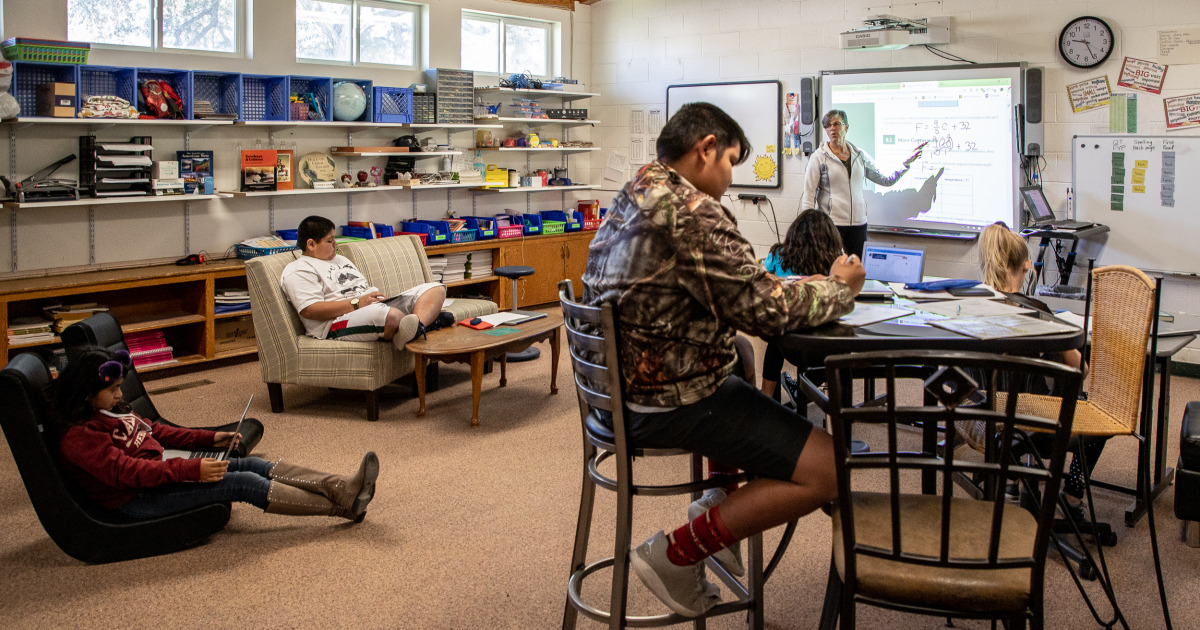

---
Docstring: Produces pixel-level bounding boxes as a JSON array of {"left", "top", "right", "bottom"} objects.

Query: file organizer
[{"left": 79, "top": 135, "right": 154, "bottom": 198}]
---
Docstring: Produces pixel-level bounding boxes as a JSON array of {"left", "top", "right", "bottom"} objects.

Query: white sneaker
[
  {"left": 391, "top": 314, "right": 422, "bottom": 349},
  {"left": 630, "top": 531, "right": 721, "bottom": 617},
  {"left": 688, "top": 488, "right": 745, "bottom": 577}
]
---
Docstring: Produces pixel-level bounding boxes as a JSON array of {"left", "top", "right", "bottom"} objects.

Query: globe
[{"left": 332, "top": 82, "right": 367, "bottom": 121}]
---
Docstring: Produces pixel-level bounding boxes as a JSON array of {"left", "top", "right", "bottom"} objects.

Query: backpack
[{"left": 138, "top": 80, "right": 184, "bottom": 119}]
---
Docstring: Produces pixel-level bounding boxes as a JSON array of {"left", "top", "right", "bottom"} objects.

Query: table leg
[
  {"left": 499, "top": 353, "right": 508, "bottom": 387},
  {"left": 470, "top": 351, "right": 484, "bottom": 428},
  {"left": 414, "top": 352, "right": 427, "bottom": 418},
  {"left": 550, "top": 327, "right": 560, "bottom": 395}
]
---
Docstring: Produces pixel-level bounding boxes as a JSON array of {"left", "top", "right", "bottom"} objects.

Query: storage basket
[
  {"left": 275, "top": 229, "right": 298, "bottom": 241},
  {"left": 288, "top": 76, "right": 332, "bottom": 121},
  {"left": 449, "top": 229, "right": 477, "bottom": 243},
  {"left": 463, "top": 217, "right": 496, "bottom": 240},
  {"left": 79, "top": 65, "right": 138, "bottom": 103},
  {"left": 11, "top": 61, "right": 78, "bottom": 117},
  {"left": 397, "top": 231, "right": 428, "bottom": 246},
  {"left": 136, "top": 68, "right": 192, "bottom": 119},
  {"left": 341, "top": 225, "right": 374, "bottom": 239},
  {"left": 191, "top": 71, "right": 241, "bottom": 120},
  {"left": 2, "top": 38, "right": 89, "bottom": 64},
  {"left": 542, "top": 220, "right": 566, "bottom": 235},
  {"left": 371, "top": 86, "right": 413, "bottom": 123},
  {"left": 241, "top": 74, "right": 289, "bottom": 121},
  {"left": 540, "top": 210, "right": 582, "bottom": 232},
  {"left": 520, "top": 214, "right": 542, "bottom": 236},
  {"left": 400, "top": 221, "right": 448, "bottom": 245},
  {"left": 236, "top": 244, "right": 296, "bottom": 259},
  {"left": 497, "top": 225, "right": 524, "bottom": 239},
  {"left": 582, "top": 219, "right": 602, "bottom": 231},
  {"left": 289, "top": 102, "right": 309, "bottom": 121}
]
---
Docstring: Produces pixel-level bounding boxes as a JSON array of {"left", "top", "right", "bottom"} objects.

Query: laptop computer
[
  {"left": 1020, "top": 186, "right": 1094, "bottom": 230},
  {"left": 861, "top": 244, "right": 926, "bottom": 297},
  {"left": 162, "top": 395, "right": 253, "bottom": 461}
]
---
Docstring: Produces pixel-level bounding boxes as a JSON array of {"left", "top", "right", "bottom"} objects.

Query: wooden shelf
[
  {"left": 474, "top": 184, "right": 597, "bottom": 193},
  {"left": 121, "top": 312, "right": 206, "bottom": 332},
  {"left": 475, "top": 117, "right": 600, "bottom": 126},
  {"left": 444, "top": 275, "right": 500, "bottom": 289},
  {"left": 474, "top": 87, "right": 598, "bottom": 101},
  {"left": 215, "top": 309, "right": 253, "bottom": 320},
  {"left": 6, "top": 335, "right": 59, "bottom": 349},
  {"left": 3, "top": 193, "right": 228, "bottom": 209},
  {"left": 214, "top": 346, "right": 259, "bottom": 360},
  {"left": 139, "top": 353, "right": 207, "bottom": 372}
]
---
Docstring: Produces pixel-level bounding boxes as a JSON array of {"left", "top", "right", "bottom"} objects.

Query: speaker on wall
[
  {"left": 799, "top": 76, "right": 816, "bottom": 155},
  {"left": 1023, "top": 67, "right": 1044, "bottom": 156}
]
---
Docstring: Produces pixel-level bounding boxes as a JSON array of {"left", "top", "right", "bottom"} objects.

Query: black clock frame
[{"left": 1058, "top": 16, "right": 1114, "bottom": 69}]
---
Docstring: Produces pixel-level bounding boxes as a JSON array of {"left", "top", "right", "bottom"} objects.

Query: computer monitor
[{"left": 862, "top": 244, "right": 925, "bottom": 284}]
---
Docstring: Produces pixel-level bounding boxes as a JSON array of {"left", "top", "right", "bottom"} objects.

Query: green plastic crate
[
  {"left": 542, "top": 220, "right": 566, "bottom": 235},
  {"left": 2, "top": 38, "right": 89, "bottom": 64}
]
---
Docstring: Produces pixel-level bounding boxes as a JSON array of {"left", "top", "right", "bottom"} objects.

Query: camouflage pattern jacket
[{"left": 583, "top": 160, "right": 855, "bottom": 409}]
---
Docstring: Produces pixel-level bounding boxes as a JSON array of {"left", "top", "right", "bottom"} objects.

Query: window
[
  {"left": 296, "top": 0, "right": 419, "bottom": 68},
  {"left": 461, "top": 12, "right": 553, "bottom": 78},
  {"left": 67, "top": 0, "right": 242, "bottom": 54}
]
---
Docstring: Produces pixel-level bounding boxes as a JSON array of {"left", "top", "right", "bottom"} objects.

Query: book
[
  {"left": 276, "top": 150, "right": 294, "bottom": 191},
  {"left": 240, "top": 149, "right": 277, "bottom": 192},
  {"left": 177, "top": 150, "right": 214, "bottom": 194}
]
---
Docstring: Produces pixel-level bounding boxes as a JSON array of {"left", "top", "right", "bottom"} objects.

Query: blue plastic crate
[
  {"left": 276, "top": 229, "right": 298, "bottom": 241},
  {"left": 191, "top": 71, "right": 241, "bottom": 120},
  {"left": 371, "top": 86, "right": 413, "bottom": 123},
  {"left": 136, "top": 68, "right": 192, "bottom": 118},
  {"left": 288, "top": 75, "right": 332, "bottom": 122},
  {"left": 519, "top": 213, "right": 542, "bottom": 236},
  {"left": 399, "top": 221, "right": 448, "bottom": 245},
  {"left": 11, "top": 61, "right": 78, "bottom": 117},
  {"left": 540, "top": 210, "right": 582, "bottom": 232},
  {"left": 341, "top": 225, "right": 375, "bottom": 239},
  {"left": 241, "top": 74, "right": 289, "bottom": 121},
  {"left": 332, "top": 78, "right": 372, "bottom": 122},
  {"left": 79, "top": 65, "right": 138, "bottom": 104},
  {"left": 462, "top": 217, "right": 496, "bottom": 240}
]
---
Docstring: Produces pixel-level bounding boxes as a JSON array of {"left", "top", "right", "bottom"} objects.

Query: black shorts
[{"left": 626, "top": 376, "right": 814, "bottom": 481}]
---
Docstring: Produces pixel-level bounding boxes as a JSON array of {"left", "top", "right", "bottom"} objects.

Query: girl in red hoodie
[{"left": 53, "top": 347, "right": 378, "bottom": 522}]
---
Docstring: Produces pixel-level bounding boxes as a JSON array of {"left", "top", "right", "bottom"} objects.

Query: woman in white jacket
[{"left": 802, "top": 109, "right": 925, "bottom": 257}]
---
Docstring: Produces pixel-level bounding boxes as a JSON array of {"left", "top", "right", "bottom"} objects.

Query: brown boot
[
  {"left": 269, "top": 452, "right": 379, "bottom": 518},
  {"left": 264, "top": 481, "right": 362, "bottom": 522}
]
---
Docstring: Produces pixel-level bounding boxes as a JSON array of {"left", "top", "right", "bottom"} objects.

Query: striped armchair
[{"left": 244, "top": 235, "right": 497, "bottom": 421}]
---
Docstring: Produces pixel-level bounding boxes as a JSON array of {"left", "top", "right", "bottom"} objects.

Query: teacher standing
[{"left": 802, "top": 109, "right": 925, "bottom": 258}]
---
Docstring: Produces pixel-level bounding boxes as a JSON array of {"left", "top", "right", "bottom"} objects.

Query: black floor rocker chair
[{"left": 0, "top": 353, "right": 231, "bottom": 564}]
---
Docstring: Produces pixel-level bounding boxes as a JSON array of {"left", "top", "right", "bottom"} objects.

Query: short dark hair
[
  {"left": 298, "top": 215, "right": 336, "bottom": 252},
  {"left": 656, "top": 102, "right": 751, "bottom": 165},
  {"left": 822, "top": 109, "right": 849, "bottom": 128}
]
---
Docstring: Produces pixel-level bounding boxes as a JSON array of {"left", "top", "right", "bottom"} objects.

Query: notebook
[
  {"left": 1020, "top": 186, "right": 1094, "bottom": 230},
  {"left": 162, "top": 395, "right": 253, "bottom": 461}
]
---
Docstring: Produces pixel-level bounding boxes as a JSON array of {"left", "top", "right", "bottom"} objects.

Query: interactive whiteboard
[
  {"left": 820, "top": 63, "right": 1026, "bottom": 235},
  {"left": 1073, "top": 135, "right": 1200, "bottom": 275},
  {"left": 666, "top": 81, "right": 782, "bottom": 189}
]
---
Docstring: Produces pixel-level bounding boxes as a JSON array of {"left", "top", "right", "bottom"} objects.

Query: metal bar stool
[{"left": 496, "top": 264, "right": 541, "bottom": 361}]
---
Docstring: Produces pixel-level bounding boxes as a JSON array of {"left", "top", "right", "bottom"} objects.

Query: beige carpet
[{"left": 2, "top": 329, "right": 1199, "bottom": 629}]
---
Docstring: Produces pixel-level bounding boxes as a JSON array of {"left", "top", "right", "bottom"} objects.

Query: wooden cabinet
[{"left": 500, "top": 231, "right": 594, "bottom": 307}]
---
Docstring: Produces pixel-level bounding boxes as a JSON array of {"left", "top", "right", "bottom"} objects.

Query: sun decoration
[{"left": 752, "top": 154, "right": 777, "bottom": 182}]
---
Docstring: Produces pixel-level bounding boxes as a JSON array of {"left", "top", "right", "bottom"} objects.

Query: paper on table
[
  {"left": 1055, "top": 311, "right": 1089, "bottom": 329},
  {"left": 839, "top": 303, "right": 913, "bottom": 327},
  {"left": 478, "top": 312, "right": 530, "bottom": 326},
  {"left": 914, "top": 298, "right": 1034, "bottom": 319},
  {"left": 930, "top": 315, "right": 1079, "bottom": 340}
]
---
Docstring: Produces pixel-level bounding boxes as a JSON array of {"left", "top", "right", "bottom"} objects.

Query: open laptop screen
[
  {"left": 1019, "top": 186, "right": 1055, "bottom": 223},
  {"left": 862, "top": 245, "right": 925, "bottom": 284}
]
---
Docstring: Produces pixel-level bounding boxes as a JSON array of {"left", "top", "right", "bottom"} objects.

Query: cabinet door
[
  {"left": 501, "top": 236, "right": 567, "bottom": 307},
  {"left": 563, "top": 234, "right": 591, "bottom": 297}
]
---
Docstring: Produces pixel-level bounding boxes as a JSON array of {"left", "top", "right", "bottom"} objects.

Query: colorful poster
[
  {"left": 1067, "top": 76, "right": 1112, "bottom": 113},
  {"left": 1164, "top": 93, "right": 1200, "bottom": 130},
  {"left": 1117, "top": 57, "right": 1168, "bottom": 94}
]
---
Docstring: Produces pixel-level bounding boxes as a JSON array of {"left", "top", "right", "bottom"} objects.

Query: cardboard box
[
  {"left": 36, "top": 82, "right": 75, "bottom": 117},
  {"left": 214, "top": 316, "right": 256, "bottom": 351},
  {"left": 152, "top": 160, "right": 179, "bottom": 179}
]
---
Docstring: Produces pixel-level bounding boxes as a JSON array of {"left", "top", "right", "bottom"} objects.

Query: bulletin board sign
[
  {"left": 1117, "top": 57, "right": 1168, "bottom": 94},
  {"left": 1164, "top": 93, "right": 1200, "bottom": 130},
  {"left": 1067, "top": 76, "right": 1112, "bottom": 113},
  {"left": 666, "top": 80, "right": 782, "bottom": 189}
]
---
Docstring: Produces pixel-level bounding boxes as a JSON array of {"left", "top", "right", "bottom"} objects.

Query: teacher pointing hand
[{"left": 801, "top": 109, "right": 924, "bottom": 258}]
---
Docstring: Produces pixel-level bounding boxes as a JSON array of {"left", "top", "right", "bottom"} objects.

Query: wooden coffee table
[{"left": 405, "top": 311, "right": 562, "bottom": 427}]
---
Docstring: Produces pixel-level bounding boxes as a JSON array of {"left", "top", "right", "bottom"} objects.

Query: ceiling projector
[{"left": 839, "top": 15, "right": 950, "bottom": 51}]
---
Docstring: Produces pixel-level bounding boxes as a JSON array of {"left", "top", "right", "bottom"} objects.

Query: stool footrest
[{"left": 567, "top": 556, "right": 753, "bottom": 627}]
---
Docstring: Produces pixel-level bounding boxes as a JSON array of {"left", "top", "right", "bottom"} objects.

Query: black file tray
[{"left": 79, "top": 135, "right": 154, "bottom": 198}]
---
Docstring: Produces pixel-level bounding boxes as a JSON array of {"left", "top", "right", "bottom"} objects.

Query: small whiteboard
[
  {"left": 1073, "top": 135, "right": 1200, "bottom": 275},
  {"left": 666, "top": 81, "right": 782, "bottom": 189}
]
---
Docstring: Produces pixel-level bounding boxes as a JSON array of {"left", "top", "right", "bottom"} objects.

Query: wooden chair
[
  {"left": 0, "top": 353, "right": 230, "bottom": 563},
  {"left": 818, "top": 349, "right": 1082, "bottom": 630},
  {"left": 558, "top": 280, "right": 795, "bottom": 630}
]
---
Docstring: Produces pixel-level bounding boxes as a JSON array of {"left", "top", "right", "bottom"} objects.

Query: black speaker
[
  {"left": 1024, "top": 67, "right": 1042, "bottom": 124},
  {"left": 799, "top": 77, "right": 814, "bottom": 125}
]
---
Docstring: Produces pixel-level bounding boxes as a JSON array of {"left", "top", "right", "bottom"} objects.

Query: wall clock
[{"left": 1059, "top": 16, "right": 1114, "bottom": 69}]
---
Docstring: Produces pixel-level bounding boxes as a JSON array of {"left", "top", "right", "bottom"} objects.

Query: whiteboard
[
  {"left": 1073, "top": 135, "right": 1200, "bottom": 275},
  {"left": 666, "top": 81, "right": 781, "bottom": 189}
]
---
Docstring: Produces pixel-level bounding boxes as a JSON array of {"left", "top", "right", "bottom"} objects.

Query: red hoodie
[{"left": 58, "top": 409, "right": 217, "bottom": 509}]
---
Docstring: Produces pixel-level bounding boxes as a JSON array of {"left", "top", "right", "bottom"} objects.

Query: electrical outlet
[{"left": 737, "top": 193, "right": 768, "bottom": 204}]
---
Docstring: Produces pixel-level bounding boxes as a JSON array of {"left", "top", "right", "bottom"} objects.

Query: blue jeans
[{"left": 116, "top": 456, "right": 275, "bottom": 519}]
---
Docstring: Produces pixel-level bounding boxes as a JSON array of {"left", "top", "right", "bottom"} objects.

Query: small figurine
[
  {"left": 528, "top": 132, "right": 540, "bottom": 148},
  {"left": 369, "top": 165, "right": 383, "bottom": 186},
  {"left": 357, "top": 170, "right": 369, "bottom": 186},
  {"left": 337, "top": 173, "right": 352, "bottom": 188}
]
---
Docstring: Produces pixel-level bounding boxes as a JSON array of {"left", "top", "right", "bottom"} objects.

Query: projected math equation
[{"left": 911, "top": 119, "right": 981, "bottom": 155}]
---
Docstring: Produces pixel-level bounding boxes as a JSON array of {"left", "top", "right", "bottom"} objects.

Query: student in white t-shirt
[{"left": 281, "top": 215, "right": 447, "bottom": 349}]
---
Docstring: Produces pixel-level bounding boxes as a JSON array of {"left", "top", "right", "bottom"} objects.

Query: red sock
[
  {"left": 666, "top": 505, "right": 738, "bottom": 566},
  {"left": 708, "top": 459, "right": 740, "bottom": 494}
]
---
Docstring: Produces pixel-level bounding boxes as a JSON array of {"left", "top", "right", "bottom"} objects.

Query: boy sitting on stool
[{"left": 281, "top": 215, "right": 451, "bottom": 348}]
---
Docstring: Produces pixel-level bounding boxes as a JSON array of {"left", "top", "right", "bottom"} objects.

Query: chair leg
[
  {"left": 1183, "top": 520, "right": 1200, "bottom": 548},
  {"left": 365, "top": 390, "right": 379, "bottom": 422},
  {"left": 818, "top": 561, "right": 841, "bottom": 630},
  {"left": 747, "top": 531, "right": 765, "bottom": 630},
  {"left": 268, "top": 382, "right": 284, "bottom": 413},
  {"left": 609, "top": 455, "right": 635, "bottom": 630},
  {"left": 563, "top": 444, "right": 598, "bottom": 630}
]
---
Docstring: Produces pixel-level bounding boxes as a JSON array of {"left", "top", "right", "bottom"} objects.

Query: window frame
[
  {"left": 461, "top": 10, "right": 555, "bottom": 80},
  {"left": 295, "top": 0, "right": 421, "bottom": 71},
  {"left": 67, "top": 0, "right": 249, "bottom": 59}
]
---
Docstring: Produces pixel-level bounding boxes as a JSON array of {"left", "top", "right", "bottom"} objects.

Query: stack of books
[
  {"left": 45, "top": 302, "right": 109, "bottom": 333},
  {"left": 125, "top": 330, "right": 176, "bottom": 369},
  {"left": 215, "top": 289, "right": 251, "bottom": 315},
  {"left": 427, "top": 255, "right": 449, "bottom": 283},
  {"left": 7, "top": 316, "right": 55, "bottom": 346},
  {"left": 192, "top": 100, "right": 238, "bottom": 120},
  {"left": 442, "top": 253, "right": 469, "bottom": 283},
  {"left": 467, "top": 250, "right": 493, "bottom": 279}
]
